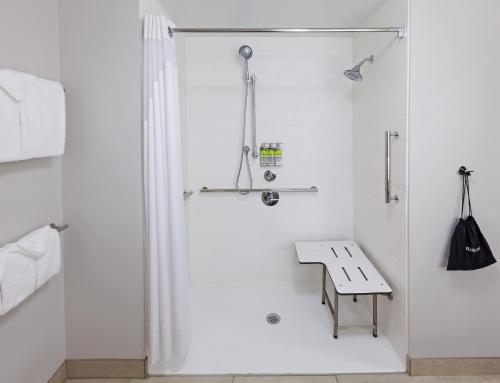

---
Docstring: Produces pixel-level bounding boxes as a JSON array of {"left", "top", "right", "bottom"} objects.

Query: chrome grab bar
[
  {"left": 200, "top": 186, "right": 318, "bottom": 193},
  {"left": 385, "top": 131, "right": 399, "bottom": 204}
]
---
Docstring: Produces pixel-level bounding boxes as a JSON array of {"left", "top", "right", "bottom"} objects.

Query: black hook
[{"left": 458, "top": 166, "right": 474, "bottom": 176}]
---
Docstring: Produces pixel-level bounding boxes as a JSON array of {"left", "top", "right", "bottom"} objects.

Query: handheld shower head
[
  {"left": 239, "top": 45, "right": 253, "bottom": 61},
  {"left": 344, "top": 54, "right": 375, "bottom": 82},
  {"left": 239, "top": 45, "right": 253, "bottom": 82}
]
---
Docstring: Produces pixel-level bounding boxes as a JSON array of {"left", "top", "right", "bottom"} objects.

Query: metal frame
[
  {"left": 321, "top": 264, "right": 390, "bottom": 338},
  {"left": 200, "top": 186, "right": 318, "bottom": 193},
  {"left": 168, "top": 26, "right": 405, "bottom": 39}
]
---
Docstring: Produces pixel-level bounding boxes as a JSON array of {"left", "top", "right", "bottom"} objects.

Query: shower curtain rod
[{"left": 168, "top": 26, "right": 405, "bottom": 39}]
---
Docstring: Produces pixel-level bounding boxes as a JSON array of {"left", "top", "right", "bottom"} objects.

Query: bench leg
[
  {"left": 353, "top": 294, "right": 357, "bottom": 302},
  {"left": 321, "top": 265, "right": 326, "bottom": 305},
  {"left": 372, "top": 294, "right": 378, "bottom": 338},
  {"left": 334, "top": 290, "right": 339, "bottom": 339}
]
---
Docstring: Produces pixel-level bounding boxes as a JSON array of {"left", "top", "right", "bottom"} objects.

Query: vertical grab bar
[{"left": 385, "top": 130, "right": 399, "bottom": 204}]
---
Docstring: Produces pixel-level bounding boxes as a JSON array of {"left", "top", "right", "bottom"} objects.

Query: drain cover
[{"left": 266, "top": 313, "right": 281, "bottom": 324}]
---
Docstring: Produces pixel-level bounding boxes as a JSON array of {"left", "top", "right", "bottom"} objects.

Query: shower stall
[{"left": 145, "top": 0, "right": 409, "bottom": 376}]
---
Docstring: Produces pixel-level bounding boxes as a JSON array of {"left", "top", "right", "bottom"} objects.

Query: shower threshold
[{"left": 150, "top": 280, "right": 404, "bottom": 375}]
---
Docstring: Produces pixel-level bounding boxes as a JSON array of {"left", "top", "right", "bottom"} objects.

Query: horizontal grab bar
[{"left": 200, "top": 186, "right": 318, "bottom": 193}]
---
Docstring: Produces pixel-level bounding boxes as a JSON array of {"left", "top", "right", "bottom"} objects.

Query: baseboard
[
  {"left": 65, "top": 358, "right": 146, "bottom": 379},
  {"left": 47, "top": 361, "right": 66, "bottom": 383},
  {"left": 409, "top": 357, "right": 500, "bottom": 376}
]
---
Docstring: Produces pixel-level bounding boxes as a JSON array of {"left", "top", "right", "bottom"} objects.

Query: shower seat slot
[{"left": 295, "top": 240, "right": 393, "bottom": 339}]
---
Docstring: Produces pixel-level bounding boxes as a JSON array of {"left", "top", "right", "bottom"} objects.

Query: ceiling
[{"left": 158, "top": 0, "right": 390, "bottom": 28}]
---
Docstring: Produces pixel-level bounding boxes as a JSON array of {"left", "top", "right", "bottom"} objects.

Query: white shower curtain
[{"left": 143, "top": 14, "right": 190, "bottom": 366}]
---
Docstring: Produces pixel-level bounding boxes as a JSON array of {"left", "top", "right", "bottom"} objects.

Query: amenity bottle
[
  {"left": 260, "top": 144, "right": 268, "bottom": 166},
  {"left": 268, "top": 143, "right": 275, "bottom": 166},
  {"left": 274, "top": 143, "right": 282, "bottom": 166}
]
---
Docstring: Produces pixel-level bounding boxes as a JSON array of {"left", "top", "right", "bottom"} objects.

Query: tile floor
[{"left": 65, "top": 374, "right": 500, "bottom": 383}]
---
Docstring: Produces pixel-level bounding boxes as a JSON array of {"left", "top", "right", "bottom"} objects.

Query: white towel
[
  {"left": 0, "top": 69, "right": 66, "bottom": 162},
  {"left": 0, "top": 248, "right": 37, "bottom": 316},
  {"left": 33, "top": 228, "right": 61, "bottom": 288},
  {"left": 10, "top": 225, "right": 61, "bottom": 288},
  {"left": 0, "top": 248, "right": 7, "bottom": 284},
  {"left": 13, "top": 226, "right": 53, "bottom": 259},
  {"left": 0, "top": 69, "right": 37, "bottom": 101},
  {"left": 0, "top": 226, "right": 61, "bottom": 315}
]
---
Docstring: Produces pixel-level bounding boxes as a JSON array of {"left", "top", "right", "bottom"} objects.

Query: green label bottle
[
  {"left": 260, "top": 144, "right": 268, "bottom": 166},
  {"left": 268, "top": 143, "right": 276, "bottom": 166},
  {"left": 274, "top": 143, "right": 282, "bottom": 166}
]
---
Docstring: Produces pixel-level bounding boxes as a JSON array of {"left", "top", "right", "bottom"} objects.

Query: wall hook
[{"left": 458, "top": 166, "right": 474, "bottom": 176}]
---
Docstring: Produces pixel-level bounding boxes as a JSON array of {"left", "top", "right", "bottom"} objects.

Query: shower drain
[{"left": 266, "top": 313, "right": 281, "bottom": 324}]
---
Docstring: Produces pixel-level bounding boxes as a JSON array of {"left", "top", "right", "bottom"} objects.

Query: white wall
[
  {"left": 0, "top": 1, "right": 66, "bottom": 382},
  {"left": 353, "top": 0, "right": 408, "bottom": 362},
  {"left": 408, "top": 0, "right": 500, "bottom": 358},
  {"left": 181, "top": 36, "right": 354, "bottom": 285},
  {"left": 59, "top": 0, "right": 145, "bottom": 359},
  {"left": 159, "top": 0, "right": 388, "bottom": 29}
]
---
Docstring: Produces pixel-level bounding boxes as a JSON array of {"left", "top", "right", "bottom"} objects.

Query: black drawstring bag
[{"left": 447, "top": 168, "right": 496, "bottom": 270}]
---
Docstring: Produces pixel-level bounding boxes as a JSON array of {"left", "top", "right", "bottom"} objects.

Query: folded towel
[
  {"left": 0, "top": 69, "right": 37, "bottom": 101},
  {"left": 33, "top": 228, "right": 61, "bottom": 288},
  {"left": 20, "top": 77, "right": 66, "bottom": 159},
  {"left": 0, "top": 248, "right": 7, "bottom": 283},
  {"left": 0, "top": 248, "right": 37, "bottom": 316},
  {"left": 0, "top": 82, "right": 23, "bottom": 161},
  {"left": 0, "top": 68, "right": 66, "bottom": 163},
  {"left": 12, "top": 226, "right": 53, "bottom": 259},
  {"left": 0, "top": 226, "right": 61, "bottom": 315}
]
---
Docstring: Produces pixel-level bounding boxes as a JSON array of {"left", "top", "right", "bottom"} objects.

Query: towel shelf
[
  {"left": 50, "top": 223, "right": 69, "bottom": 232},
  {"left": 200, "top": 186, "right": 318, "bottom": 193}
]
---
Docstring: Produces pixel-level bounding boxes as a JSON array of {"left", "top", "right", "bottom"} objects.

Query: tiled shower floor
[{"left": 151, "top": 280, "right": 405, "bottom": 375}]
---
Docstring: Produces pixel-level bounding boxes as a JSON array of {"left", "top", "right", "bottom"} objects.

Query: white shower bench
[{"left": 295, "top": 240, "right": 392, "bottom": 338}]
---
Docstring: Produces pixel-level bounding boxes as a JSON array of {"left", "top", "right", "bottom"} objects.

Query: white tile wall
[
  {"left": 353, "top": 0, "right": 408, "bottom": 363},
  {"left": 180, "top": 36, "right": 354, "bottom": 284}
]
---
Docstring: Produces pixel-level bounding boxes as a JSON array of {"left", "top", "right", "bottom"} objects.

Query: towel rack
[
  {"left": 50, "top": 223, "right": 69, "bottom": 232},
  {"left": 200, "top": 186, "right": 318, "bottom": 193}
]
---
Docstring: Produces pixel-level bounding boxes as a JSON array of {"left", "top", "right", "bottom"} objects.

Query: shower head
[
  {"left": 344, "top": 54, "right": 375, "bottom": 82},
  {"left": 239, "top": 45, "right": 253, "bottom": 61}
]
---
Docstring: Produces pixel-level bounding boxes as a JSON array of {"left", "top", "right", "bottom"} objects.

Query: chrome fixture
[
  {"left": 201, "top": 186, "right": 318, "bottom": 193},
  {"left": 264, "top": 170, "right": 277, "bottom": 182},
  {"left": 385, "top": 131, "right": 399, "bottom": 204},
  {"left": 239, "top": 45, "right": 253, "bottom": 59},
  {"left": 238, "top": 45, "right": 258, "bottom": 160},
  {"left": 262, "top": 191, "right": 280, "bottom": 206},
  {"left": 236, "top": 45, "right": 258, "bottom": 195},
  {"left": 344, "top": 55, "right": 374, "bottom": 82},
  {"left": 168, "top": 27, "right": 405, "bottom": 39},
  {"left": 50, "top": 223, "right": 69, "bottom": 232},
  {"left": 266, "top": 313, "right": 281, "bottom": 324}
]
